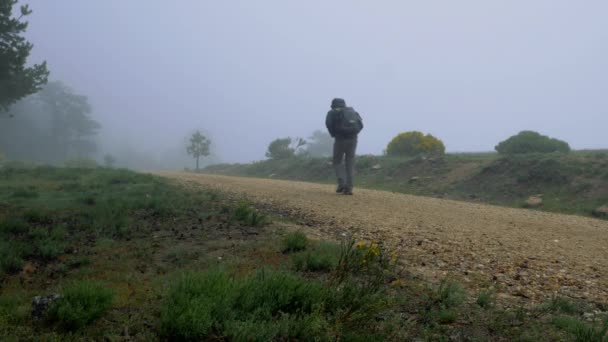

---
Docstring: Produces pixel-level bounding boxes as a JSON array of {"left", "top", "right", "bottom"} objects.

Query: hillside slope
[{"left": 204, "top": 152, "right": 608, "bottom": 218}]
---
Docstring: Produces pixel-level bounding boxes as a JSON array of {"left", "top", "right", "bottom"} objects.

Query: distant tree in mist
[
  {"left": 103, "top": 154, "right": 116, "bottom": 168},
  {"left": 495, "top": 131, "right": 570, "bottom": 154},
  {"left": 0, "top": 0, "right": 49, "bottom": 112},
  {"left": 266, "top": 137, "right": 306, "bottom": 160},
  {"left": 38, "top": 82, "right": 100, "bottom": 159},
  {"left": 305, "top": 130, "right": 333, "bottom": 158},
  {"left": 0, "top": 81, "right": 100, "bottom": 163},
  {"left": 186, "top": 131, "right": 211, "bottom": 170}
]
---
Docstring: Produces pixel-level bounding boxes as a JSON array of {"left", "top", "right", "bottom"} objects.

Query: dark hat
[{"left": 331, "top": 98, "right": 346, "bottom": 109}]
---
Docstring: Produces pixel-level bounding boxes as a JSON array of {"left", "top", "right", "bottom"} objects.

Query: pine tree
[{"left": 1, "top": 0, "right": 49, "bottom": 112}]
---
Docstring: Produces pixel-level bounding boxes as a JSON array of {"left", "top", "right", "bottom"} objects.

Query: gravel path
[{"left": 158, "top": 172, "right": 608, "bottom": 303}]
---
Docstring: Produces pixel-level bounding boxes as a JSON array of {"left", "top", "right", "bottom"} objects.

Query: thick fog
[{"left": 20, "top": 0, "right": 608, "bottom": 164}]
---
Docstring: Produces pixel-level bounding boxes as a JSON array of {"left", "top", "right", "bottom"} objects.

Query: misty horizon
[{"left": 15, "top": 0, "right": 608, "bottom": 164}]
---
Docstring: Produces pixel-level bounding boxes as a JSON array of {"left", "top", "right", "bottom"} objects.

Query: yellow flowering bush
[
  {"left": 335, "top": 239, "right": 398, "bottom": 290},
  {"left": 385, "top": 131, "right": 445, "bottom": 156}
]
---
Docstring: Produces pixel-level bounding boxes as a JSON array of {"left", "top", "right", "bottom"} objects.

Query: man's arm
[
  {"left": 357, "top": 112, "right": 364, "bottom": 132},
  {"left": 326, "top": 110, "right": 336, "bottom": 137}
]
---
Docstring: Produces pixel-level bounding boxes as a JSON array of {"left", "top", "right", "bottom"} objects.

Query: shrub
[
  {"left": 476, "top": 290, "right": 495, "bottom": 309},
  {"left": 292, "top": 242, "right": 341, "bottom": 272},
  {"left": 161, "top": 268, "right": 388, "bottom": 341},
  {"left": 161, "top": 269, "right": 328, "bottom": 340},
  {"left": 282, "top": 231, "right": 308, "bottom": 253},
  {"left": 495, "top": 131, "right": 570, "bottom": 154},
  {"left": 0, "top": 242, "right": 25, "bottom": 275},
  {"left": 265, "top": 137, "right": 306, "bottom": 160},
  {"left": 28, "top": 226, "right": 67, "bottom": 260},
  {"left": 552, "top": 316, "right": 608, "bottom": 341},
  {"left": 435, "top": 281, "right": 466, "bottom": 309},
  {"left": 335, "top": 240, "right": 397, "bottom": 288},
  {"left": 305, "top": 130, "right": 333, "bottom": 158},
  {"left": 47, "top": 281, "right": 114, "bottom": 330},
  {"left": 161, "top": 270, "right": 238, "bottom": 339},
  {"left": 520, "top": 158, "right": 571, "bottom": 184},
  {"left": 0, "top": 218, "right": 29, "bottom": 235},
  {"left": 233, "top": 202, "right": 268, "bottom": 227},
  {"left": 420, "top": 280, "right": 466, "bottom": 326},
  {"left": 0, "top": 294, "right": 29, "bottom": 325},
  {"left": 386, "top": 131, "right": 445, "bottom": 157}
]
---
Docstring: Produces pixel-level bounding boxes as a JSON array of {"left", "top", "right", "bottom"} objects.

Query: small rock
[
  {"left": 592, "top": 205, "right": 608, "bottom": 218},
  {"left": 371, "top": 164, "right": 382, "bottom": 170},
  {"left": 408, "top": 176, "right": 420, "bottom": 184},
  {"left": 524, "top": 196, "right": 543, "bottom": 208},
  {"left": 32, "top": 294, "right": 62, "bottom": 320}
]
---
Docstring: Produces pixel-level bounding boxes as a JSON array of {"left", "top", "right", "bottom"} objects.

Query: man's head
[{"left": 331, "top": 98, "right": 346, "bottom": 109}]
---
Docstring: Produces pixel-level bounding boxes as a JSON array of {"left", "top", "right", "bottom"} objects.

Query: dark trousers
[{"left": 333, "top": 138, "right": 357, "bottom": 190}]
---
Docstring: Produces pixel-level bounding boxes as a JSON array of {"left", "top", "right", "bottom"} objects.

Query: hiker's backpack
[{"left": 335, "top": 107, "right": 362, "bottom": 137}]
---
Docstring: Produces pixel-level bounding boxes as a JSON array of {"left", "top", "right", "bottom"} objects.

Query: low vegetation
[
  {"left": 0, "top": 165, "right": 606, "bottom": 340},
  {"left": 47, "top": 281, "right": 114, "bottom": 331}
]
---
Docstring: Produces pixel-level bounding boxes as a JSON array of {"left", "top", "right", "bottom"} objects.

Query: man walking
[{"left": 325, "top": 98, "right": 363, "bottom": 195}]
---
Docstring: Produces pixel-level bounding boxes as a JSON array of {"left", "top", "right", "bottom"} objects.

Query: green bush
[
  {"left": 520, "top": 157, "right": 571, "bottom": 184},
  {"left": 495, "top": 131, "right": 570, "bottom": 154},
  {"left": 386, "top": 131, "right": 445, "bottom": 157},
  {"left": 553, "top": 315, "right": 608, "bottom": 341},
  {"left": 335, "top": 240, "right": 396, "bottom": 289},
  {"left": 282, "top": 231, "right": 308, "bottom": 253},
  {"left": 435, "top": 281, "right": 466, "bottom": 309},
  {"left": 292, "top": 242, "right": 340, "bottom": 272},
  {"left": 233, "top": 202, "right": 268, "bottom": 227},
  {"left": 0, "top": 242, "right": 24, "bottom": 275},
  {"left": 0, "top": 218, "right": 29, "bottom": 235},
  {"left": 161, "top": 270, "right": 238, "bottom": 339},
  {"left": 265, "top": 137, "right": 306, "bottom": 160},
  {"left": 161, "top": 269, "right": 328, "bottom": 341},
  {"left": 161, "top": 268, "right": 389, "bottom": 341},
  {"left": 0, "top": 295, "right": 29, "bottom": 325},
  {"left": 476, "top": 290, "right": 495, "bottom": 309},
  {"left": 420, "top": 280, "right": 466, "bottom": 326},
  {"left": 47, "top": 281, "right": 114, "bottom": 330},
  {"left": 29, "top": 226, "right": 67, "bottom": 260}
]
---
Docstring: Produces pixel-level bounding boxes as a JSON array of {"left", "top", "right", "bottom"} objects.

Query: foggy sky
[{"left": 23, "top": 1, "right": 608, "bottom": 163}]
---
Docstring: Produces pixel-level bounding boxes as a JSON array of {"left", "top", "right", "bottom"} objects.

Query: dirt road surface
[{"left": 157, "top": 172, "right": 608, "bottom": 304}]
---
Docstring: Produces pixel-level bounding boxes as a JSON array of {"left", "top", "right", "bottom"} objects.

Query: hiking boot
[
  {"left": 342, "top": 189, "right": 353, "bottom": 196},
  {"left": 336, "top": 185, "right": 345, "bottom": 193}
]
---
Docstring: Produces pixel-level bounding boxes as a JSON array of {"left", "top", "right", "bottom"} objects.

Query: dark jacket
[{"left": 326, "top": 107, "right": 363, "bottom": 139}]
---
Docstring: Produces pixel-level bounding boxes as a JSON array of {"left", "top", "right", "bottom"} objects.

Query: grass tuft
[
  {"left": 292, "top": 241, "right": 340, "bottom": 272},
  {"left": 47, "top": 281, "right": 114, "bottom": 331},
  {"left": 0, "top": 218, "right": 29, "bottom": 235},
  {"left": 282, "top": 231, "right": 308, "bottom": 253},
  {"left": 553, "top": 316, "right": 608, "bottom": 342},
  {"left": 233, "top": 202, "right": 269, "bottom": 227},
  {"left": 161, "top": 268, "right": 388, "bottom": 341},
  {"left": 476, "top": 290, "right": 495, "bottom": 309}
]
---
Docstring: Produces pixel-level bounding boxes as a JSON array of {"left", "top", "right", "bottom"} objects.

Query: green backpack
[{"left": 335, "top": 107, "right": 362, "bottom": 136}]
